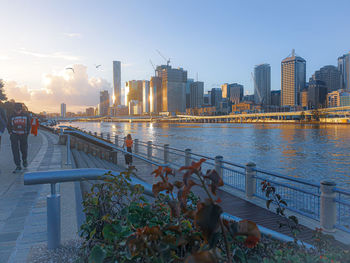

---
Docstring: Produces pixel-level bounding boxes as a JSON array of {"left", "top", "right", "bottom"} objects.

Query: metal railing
[
  {"left": 59, "top": 126, "right": 350, "bottom": 234},
  {"left": 24, "top": 168, "right": 153, "bottom": 249}
]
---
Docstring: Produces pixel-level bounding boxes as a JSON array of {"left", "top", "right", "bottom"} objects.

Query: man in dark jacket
[
  {"left": 0, "top": 106, "right": 7, "bottom": 150},
  {"left": 7, "top": 103, "right": 31, "bottom": 173}
]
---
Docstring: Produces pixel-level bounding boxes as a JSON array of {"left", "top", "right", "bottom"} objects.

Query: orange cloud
[{"left": 4, "top": 64, "right": 111, "bottom": 113}]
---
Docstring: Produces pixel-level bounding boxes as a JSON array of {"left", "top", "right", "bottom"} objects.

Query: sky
[{"left": 0, "top": 0, "right": 349, "bottom": 113}]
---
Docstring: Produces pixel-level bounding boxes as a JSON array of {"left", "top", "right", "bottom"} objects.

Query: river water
[{"left": 63, "top": 122, "right": 350, "bottom": 189}]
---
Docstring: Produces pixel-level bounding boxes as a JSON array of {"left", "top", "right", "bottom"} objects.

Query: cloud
[
  {"left": 122, "top": 63, "right": 133, "bottom": 67},
  {"left": 17, "top": 48, "right": 80, "bottom": 61},
  {"left": 4, "top": 64, "right": 111, "bottom": 113},
  {"left": 64, "top": 33, "right": 82, "bottom": 38},
  {"left": 3, "top": 81, "right": 32, "bottom": 101},
  {"left": 0, "top": 54, "right": 11, "bottom": 60}
]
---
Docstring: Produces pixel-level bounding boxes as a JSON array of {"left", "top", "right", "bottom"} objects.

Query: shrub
[{"left": 80, "top": 161, "right": 350, "bottom": 262}]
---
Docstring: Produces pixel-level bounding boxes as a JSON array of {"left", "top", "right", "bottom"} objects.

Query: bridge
[
  {"left": 173, "top": 106, "right": 350, "bottom": 123},
  {"left": 48, "top": 106, "right": 350, "bottom": 123}
]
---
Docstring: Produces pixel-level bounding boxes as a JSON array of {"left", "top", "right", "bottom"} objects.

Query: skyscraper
[
  {"left": 221, "top": 83, "right": 230, "bottom": 99},
  {"left": 125, "top": 80, "right": 143, "bottom": 106},
  {"left": 307, "top": 79, "right": 327, "bottom": 109},
  {"left": 229, "top": 84, "right": 244, "bottom": 104},
  {"left": 271, "top": 90, "right": 281, "bottom": 106},
  {"left": 113, "top": 61, "right": 121, "bottom": 106},
  {"left": 99, "top": 90, "right": 110, "bottom": 116},
  {"left": 60, "top": 103, "right": 66, "bottom": 118},
  {"left": 190, "top": 81, "right": 204, "bottom": 108},
  {"left": 142, "top": 80, "right": 150, "bottom": 113},
  {"left": 338, "top": 52, "right": 350, "bottom": 91},
  {"left": 150, "top": 76, "right": 162, "bottom": 113},
  {"left": 254, "top": 64, "right": 271, "bottom": 105},
  {"left": 281, "top": 50, "right": 306, "bottom": 106},
  {"left": 186, "top": 79, "right": 194, "bottom": 109},
  {"left": 210, "top": 88, "right": 222, "bottom": 108},
  {"left": 157, "top": 65, "right": 187, "bottom": 113},
  {"left": 312, "top": 65, "right": 341, "bottom": 93},
  {"left": 221, "top": 83, "right": 244, "bottom": 104}
]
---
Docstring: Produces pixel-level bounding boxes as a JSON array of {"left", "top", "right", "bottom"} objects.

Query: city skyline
[{"left": 0, "top": 0, "right": 349, "bottom": 113}]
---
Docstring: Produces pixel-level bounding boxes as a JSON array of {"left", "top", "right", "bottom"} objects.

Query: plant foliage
[{"left": 80, "top": 162, "right": 349, "bottom": 262}]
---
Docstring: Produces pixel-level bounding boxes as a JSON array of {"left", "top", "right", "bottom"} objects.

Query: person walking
[
  {"left": 123, "top": 134, "right": 133, "bottom": 168},
  {"left": 30, "top": 115, "right": 39, "bottom": 136},
  {"left": 0, "top": 106, "right": 7, "bottom": 150},
  {"left": 8, "top": 103, "right": 31, "bottom": 173}
]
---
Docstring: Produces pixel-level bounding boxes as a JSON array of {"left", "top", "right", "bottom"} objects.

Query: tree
[{"left": 0, "top": 79, "right": 7, "bottom": 102}]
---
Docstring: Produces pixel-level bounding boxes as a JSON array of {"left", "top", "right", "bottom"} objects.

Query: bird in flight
[
  {"left": 65, "top": 67, "right": 74, "bottom": 73},
  {"left": 95, "top": 64, "right": 102, "bottom": 68}
]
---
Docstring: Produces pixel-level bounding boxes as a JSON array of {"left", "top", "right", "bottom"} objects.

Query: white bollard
[
  {"left": 185, "top": 149, "right": 191, "bottom": 166},
  {"left": 164, "top": 144, "right": 169, "bottom": 163},
  {"left": 245, "top": 162, "right": 256, "bottom": 199},
  {"left": 320, "top": 181, "right": 336, "bottom": 232},
  {"left": 147, "top": 141, "right": 152, "bottom": 159}
]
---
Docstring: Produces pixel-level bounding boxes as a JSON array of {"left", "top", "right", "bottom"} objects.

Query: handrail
[
  {"left": 254, "top": 167, "right": 320, "bottom": 188},
  {"left": 60, "top": 126, "right": 169, "bottom": 168},
  {"left": 24, "top": 168, "right": 314, "bottom": 250},
  {"left": 334, "top": 187, "right": 350, "bottom": 196},
  {"left": 24, "top": 168, "right": 154, "bottom": 196}
]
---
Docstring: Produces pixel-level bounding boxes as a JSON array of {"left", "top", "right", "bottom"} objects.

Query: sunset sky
[{"left": 1, "top": 0, "right": 349, "bottom": 113}]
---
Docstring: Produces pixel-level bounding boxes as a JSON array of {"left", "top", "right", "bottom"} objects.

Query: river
[{"left": 62, "top": 122, "right": 350, "bottom": 189}]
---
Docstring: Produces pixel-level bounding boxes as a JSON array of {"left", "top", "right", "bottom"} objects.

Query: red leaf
[
  {"left": 203, "top": 169, "right": 224, "bottom": 195},
  {"left": 195, "top": 201, "right": 223, "bottom": 242},
  {"left": 151, "top": 166, "right": 163, "bottom": 177},
  {"left": 152, "top": 181, "right": 174, "bottom": 196}
]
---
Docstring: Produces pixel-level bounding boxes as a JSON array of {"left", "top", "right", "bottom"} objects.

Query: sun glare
[{"left": 42, "top": 75, "right": 52, "bottom": 86}]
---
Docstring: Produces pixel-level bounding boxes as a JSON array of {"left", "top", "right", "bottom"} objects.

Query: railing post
[
  {"left": 320, "top": 181, "right": 336, "bottom": 232},
  {"left": 164, "top": 144, "right": 169, "bottom": 163},
  {"left": 245, "top": 162, "right": 256, "bottom": 199},
  {"left": 47, "top": 183, "right": 60, "bottom": 249},
  {"left": 147, "top": 141, "right": 152, "bottom": 159},
  {"left": 215, "top": 156, "right": 223, "bottom": 179},
  {"left": 107, "top": 133, "right": 110, "bottom": 141},
  {"left": 114, "top": 135, "right": 119, "bottom": 146},
  {"left": 134, "top": 139, "right": 139, "bottom": 153},
  {"left": 65, "top": 134, "right": 71, "bottom": 165},
  {"left": 185, "top": 149, "right": 191, "bottom": 166},
  {"left": 112, "top": 151, "right": 118, "bottom": 164},
  {"left": 60, "top": 127, "right": 63, "bottom": 136}
]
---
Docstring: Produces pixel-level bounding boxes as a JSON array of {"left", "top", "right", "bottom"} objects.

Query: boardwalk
[{"left": 0, "top": 130, "right": 78, "bottom": 263}]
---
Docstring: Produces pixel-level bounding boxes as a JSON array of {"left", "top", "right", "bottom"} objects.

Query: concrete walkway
[{"left": 0, "top": 130, "right": 78, "bottom": 263}]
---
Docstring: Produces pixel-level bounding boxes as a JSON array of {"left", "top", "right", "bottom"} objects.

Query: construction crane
[
  {"left": 251, "top": 72, "right": 263, "bottom": 105},
  {"left": 149, "top": 59, "right": 156, "bottom": 77},
  {"left": 156, "top": 49, "right": 171, "bottom": 66}
]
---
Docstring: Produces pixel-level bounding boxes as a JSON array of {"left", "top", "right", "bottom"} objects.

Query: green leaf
[
  {"left": 266, "top": 199, "right": 273, "bottom": 209},
  {"left": 102, "top": 224, "right": 115, "bottom": 241},
  {"left": 89, "top": 228, "right": 96, "bottom": 239},
  {"left": 88, "top": 245, "right": 106, "bottom": 263}
]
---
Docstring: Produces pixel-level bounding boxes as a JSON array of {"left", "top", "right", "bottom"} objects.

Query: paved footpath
[{"left": 0, "top": 130, "right": 66, "bottom": 263}]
